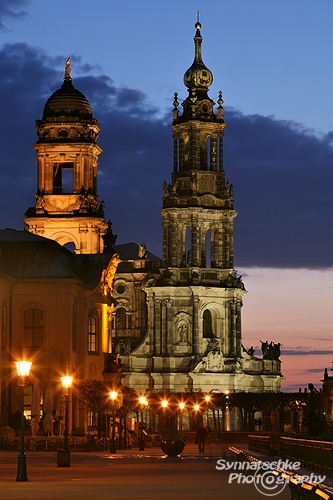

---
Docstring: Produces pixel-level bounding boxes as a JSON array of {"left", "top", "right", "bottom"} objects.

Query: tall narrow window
[
  {"left": 203, "top": 309, "right": 214, "bottom": 338},
  {"left": 174, "top": 138, "right": 180, "bottom": 173},
  {"left": 206, "top": 137, "right": 211, "bottom": 170},
  {"left": 114, "top": 308, "right": 132, "bottom": 337},
  {"left": 217, "top": 135, "right": 223, "bottom": 171},
  {"left": 88, "top": 312, "right": 99, "bottom": 353},
  {"left": 184, "top": 137, "right": 191, "bottom": 169},
  {"left": 24, "top": 309, "right": 44, "bottom": 348},
  {"left": 185, "top": 226, "right": 192, "bottom": 265}
]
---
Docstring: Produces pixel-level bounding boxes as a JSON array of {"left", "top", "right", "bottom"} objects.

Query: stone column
[
  {"left": 235, "top": 299, "right": 242, "bottom": 357},
  {"left": 164, "top": 298, "right": 173, "bottom": 355},
  {"left": 210, "top": 135, "right": 217, "bottom": 171},
  {"left": 154, "top": 299, "right": 161, "bottom": 356},
  {"left": 230, "top": 299, "right": 237, "bottom": 357},
  {"left": 173, "top": 138, "right": 178, "bottom": 173},
  {"left": 220, "top": 227, "right": 225, "bottom": 268},
  {"left": 218, "top": 133, "right": 224, "bottom": 172},
  {"left": 225, "top": 226, "right": 230, "bottom": 269},
  {"left": 191, "top": 222, "right": 200, "bottom": 267},
  {"left": 192, "top": 295, "right": 200, "bottom": 354},
  {"left": 169, "top": 220, "right": 179, "bottom": 267},
  {"left": 229, "top": 220, "right": 235, "bottom": 268}
]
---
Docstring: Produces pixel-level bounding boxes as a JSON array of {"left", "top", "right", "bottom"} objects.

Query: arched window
[
  {"left": 24, "top": 309, "right": 44, "bottom": 348},
  {"left": 88, "top": 311, "right": 99, "bottom": 353},
  {"left": 114, "top": 307, "right": 132, "bottom": 332},
  {"left": 203, "top": 310, "right": 214, "bottom": 338}
]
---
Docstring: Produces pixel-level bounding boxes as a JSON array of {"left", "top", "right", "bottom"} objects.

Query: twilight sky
[{"left": 1, "top": 0, "right": 333, "bottom": 391}]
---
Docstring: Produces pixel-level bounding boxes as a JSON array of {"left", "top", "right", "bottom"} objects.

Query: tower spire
[{"left": 183, "top": 18, "right": 213, "bottom": 93}]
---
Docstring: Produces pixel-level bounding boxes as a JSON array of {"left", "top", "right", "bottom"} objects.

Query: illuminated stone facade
[
  {"left": 24, "top": 60, "right": 107, "bottom": 254},
  {"left": 0, "top": 25, "right": 283, "bottom": 437},
  {"left": 122, "top": 22, "right": 282, "bottom": 393}
]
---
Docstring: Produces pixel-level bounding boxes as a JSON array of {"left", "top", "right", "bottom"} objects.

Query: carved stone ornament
[
  {"left": 100, "top": 253, "right": 121, "bottom": 298},
  {"left": 192, "top": 351, "right": 224, "bottom": 373}
]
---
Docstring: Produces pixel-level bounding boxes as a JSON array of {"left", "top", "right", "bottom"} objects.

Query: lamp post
[
  {"left": 204, "top": 395, "right": 211, "bottom": 427},
  {"left": 109, "top": 390, "right": 118, "bottom": 454},
  {"left": 194, "top": 404, "right": 200, "bottom": 428},
  {"left": 225, "top": 390, "right": 230, "bottom": 431},
  {"left": 57, "top": 375, "right": 73, "bottom": 467},
  {"left": 138, "top": 396, "right": 147, "bottom": 451},
  {"left": 15, "top": 360, "right": 32, "bottom": 482},
  {"left": 179, "top": 402, "right": 185, "bottom": 437},
  {"left": 161, "top": 399, "right": 168, "bottom": 428}
]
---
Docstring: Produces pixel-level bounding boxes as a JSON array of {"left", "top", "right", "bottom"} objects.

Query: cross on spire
[{"left": 196, "top": 10, "right": 201, "bottom": 23}]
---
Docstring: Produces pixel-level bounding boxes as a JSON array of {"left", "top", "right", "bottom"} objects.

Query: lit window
[
  {"left": 24, "top": 309, "right": 44, "bottom": 348},
  {"left": 87, "top": 410, "right": 94, "bottom": 427},
  {"left": 88, "top": 312, "right": 99, "bottom": 353}
]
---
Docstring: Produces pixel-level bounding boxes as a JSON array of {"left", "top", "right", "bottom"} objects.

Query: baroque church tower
[
  {"left": 24, "top": 59, "right": 107, "bottom": 254},
  {"left": 123, "top": 22, "right": 282, "bottom": 393}
]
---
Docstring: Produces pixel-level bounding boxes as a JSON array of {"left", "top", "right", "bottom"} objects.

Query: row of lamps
[
  {"left": 14, "top": 361, "right": 222, "bottom": 477},
  {"left": 15, "top": 360, "right": 73, "bottom": 480}
]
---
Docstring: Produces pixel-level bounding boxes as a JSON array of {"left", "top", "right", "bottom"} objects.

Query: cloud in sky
[
  {"left": 0, "top": 42, "right": 332, "bottom": 268},
  {"left": 305, "top": 368, "right": 327, "bottom": 374},
  {"left": 0, "top": 0, "right": 27, "bottom": 30},
  {"left": 282, "top": 350, "right": 333, "bottom": 356}
]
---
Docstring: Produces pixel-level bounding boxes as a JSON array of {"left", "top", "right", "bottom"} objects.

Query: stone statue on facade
[
  {"left": 100, "top": 253, "right": 121, "bottom": 298},
  {"left": 261, "top": 340, "right": 281, "bottom": 360},
  {"left": 138, "top": 242, "right": 148, "bottom": 259},
  {"left": 177, "top": 322, "right": 188, "bottom": 342}
]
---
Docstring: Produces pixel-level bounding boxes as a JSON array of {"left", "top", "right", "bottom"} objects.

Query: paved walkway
[{"left": 0, "top": 443, "right": 329, "bottom": 499}]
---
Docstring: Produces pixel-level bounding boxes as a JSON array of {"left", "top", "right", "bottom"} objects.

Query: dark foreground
[{"left": 0, "top": 444, "right": 298, "bottom": 500}]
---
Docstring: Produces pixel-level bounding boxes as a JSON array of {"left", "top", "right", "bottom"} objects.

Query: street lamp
[
  {"left": 138, "top": 396, "right": 147, "bottom": 451},
  {"left": 204, "top": 395, "right": 211, "bottom": 426},
  {"left": 179, "top": 402, "right": 185, "bottom": 436},
  {"left": 109, "top": 390, "right": 118, "bottom": 454},
  {"left": 15, "top": 360, "right": 32, "bottom": 482},
  {"left": 57, "top": 375, "right": 73, "bottom": 467},
  {"left": 194, "top": 404, "right": 200, "bottom": 428},
  {"left": 161, "top": 399, "right": 169, "bottom": 429}
]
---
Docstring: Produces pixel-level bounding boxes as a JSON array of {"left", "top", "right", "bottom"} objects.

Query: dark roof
[
  {"left": 0, "top": 229, "right": 109, "bottom": 288},
  {"left": 114, "top": 242, "right": 160, "bottom": 261},
  {"left": 42, "top": 78, "right": 93, "bottom": 121}
]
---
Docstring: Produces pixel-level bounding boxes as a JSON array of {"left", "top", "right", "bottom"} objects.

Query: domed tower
[
  {"left": 24, "top": 59, "right": 107, "bottom": 254},
  {"left": 124, "top": 21, "right": 282, "bottom": 395}
]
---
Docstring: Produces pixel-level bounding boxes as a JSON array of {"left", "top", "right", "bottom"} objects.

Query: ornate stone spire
[{"left": 183, "top": 19, "right": 213, "bottom": 93}]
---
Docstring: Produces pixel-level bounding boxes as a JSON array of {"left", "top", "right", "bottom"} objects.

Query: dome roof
[{"left": 42, "top": 59, "right": 93, "bottom": 121}]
